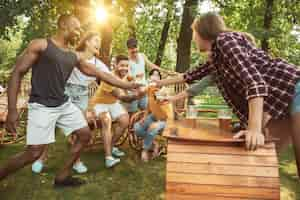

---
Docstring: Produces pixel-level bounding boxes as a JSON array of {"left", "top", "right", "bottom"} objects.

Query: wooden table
[{"left": 163, "top": 118, "right": 280, "bottom": 200}]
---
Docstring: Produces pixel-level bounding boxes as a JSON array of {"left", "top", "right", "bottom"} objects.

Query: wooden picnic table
[{"left": 163, "top": 118, "right": 280, "bottom": 200}]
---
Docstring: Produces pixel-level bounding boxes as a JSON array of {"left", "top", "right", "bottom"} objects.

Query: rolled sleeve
[
  {"left": 217, "top": 33, "right": 268, "bottom": 100},
  {"left": 183, "top": 62, "right": 216, "bottom": 84}
]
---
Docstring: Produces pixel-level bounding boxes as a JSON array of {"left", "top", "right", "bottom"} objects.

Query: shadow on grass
[{"left": 0, "top": 134, "right": 166, "bottom": 200}]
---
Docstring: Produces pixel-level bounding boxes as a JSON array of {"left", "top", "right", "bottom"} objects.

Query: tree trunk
[
  {"left": 175, "top": 0, "right": 198, "bottom": 73},
  {"left": 127, "top": 11, "right": 136, "bottom": 38},
  {"left": 155, "top": 6, "right": 172, "bottom": 66},
  {"left": 73, "top": 0, "right": 91, "bottom": 25},
  {"left": 261, "top": 0, "right": 274, "bottom": 52},
  {"left": 99, "top": 0, "right": 113, "bottom": 67}
]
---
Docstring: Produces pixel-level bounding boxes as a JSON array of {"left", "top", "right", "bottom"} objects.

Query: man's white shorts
[
  {"left": 94, "top": 102, "right": 126, "bottom": 121},
  {"left": 26, "top": 100, "right": 87, "bottom": 145}
]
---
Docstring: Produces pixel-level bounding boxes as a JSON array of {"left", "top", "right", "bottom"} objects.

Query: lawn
[{"left": 0, "top": 134, "right": 300, "bottom": 200}]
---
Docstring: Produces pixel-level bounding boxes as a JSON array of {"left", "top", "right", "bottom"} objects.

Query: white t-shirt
[
  {"left": 128, "top": 53, "right": 147, "bottom": 85},
  {"left": 67, "top": 56, "right": 110, "bottom": 87}
]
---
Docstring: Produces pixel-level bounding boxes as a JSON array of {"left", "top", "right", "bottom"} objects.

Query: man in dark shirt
[
  {"left": 155, "top": 12, "right": 300, "bottom": 176},
  {"left": 0, "top": 14, "right": 140, "bottom": 187}
]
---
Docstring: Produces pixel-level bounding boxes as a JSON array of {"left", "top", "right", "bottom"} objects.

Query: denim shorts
[
  {"left": 65, "top": 83, "right": 89, "bottom": 111},
  {"left": 128, "top": 95, "right": 148, "bottom": 113},
  {"left": 291, "top": 81, "right": 300, "bottom": 114}
]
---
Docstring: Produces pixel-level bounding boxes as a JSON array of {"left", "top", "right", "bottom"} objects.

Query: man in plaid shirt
[{"left": 156, "top": 12, "right": 300, "bottom": 175}]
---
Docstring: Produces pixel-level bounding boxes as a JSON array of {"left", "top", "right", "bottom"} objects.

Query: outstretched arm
[
  {"left": 142, "top": 53, "right": 177, "bottom": 75},
  {"left": 6, "top": 39, "right": 47, "bottom": 133},
  {"left": 76, "top": 58, "right": 141, "bottom": 90},
  {"left": 111, "top": 89, "right": 143, "bottom": 103}
]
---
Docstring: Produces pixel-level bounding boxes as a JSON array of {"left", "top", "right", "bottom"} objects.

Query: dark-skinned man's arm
[{"left": 6, "top": 39, "right": 47, "bottom": 133}]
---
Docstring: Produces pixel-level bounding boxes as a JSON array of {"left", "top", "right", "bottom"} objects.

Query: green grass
[
  {"left": 0, "top": 135, "right": 300, "bottom": 200},
  {"left": 0, "top": 134, "right": 166, "bottom": 200}
]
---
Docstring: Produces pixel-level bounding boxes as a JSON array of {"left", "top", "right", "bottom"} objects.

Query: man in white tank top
[{"left": 127, "top": 38, "right": 162, "bottom": 113}]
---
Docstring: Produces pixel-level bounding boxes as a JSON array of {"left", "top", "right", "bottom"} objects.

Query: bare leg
[
  {"left": 35, "top": 145, "right": 49, "bottom": 163},
  {"left": 54, "top": 127, "right": 91, "bottom": 182},
  {"left": 68, "top": 135, "right": 82, "bottom": 165},
  {"left": 0, "top": 145, "right": 46, "bottom": 180},
  {"left": 99, "top": 112, "right": 113, "bottom": 157},
  {"left": 291, "top": 113, "right": 300, "bottom": 178},
  {"left": 112, "top": 113, "right": 129, "bottom": 145}
]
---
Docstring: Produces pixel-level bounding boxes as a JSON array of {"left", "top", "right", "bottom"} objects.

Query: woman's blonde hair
[
  {"left": 76, "top": 32, "right": 100, "bottom": 51},
  {"left": 191, "top": 12, "right": 228, "bottom": 41}
]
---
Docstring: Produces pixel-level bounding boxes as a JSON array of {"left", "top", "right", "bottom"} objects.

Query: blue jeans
[
  {"left": 133, "top": 114, "right": 166, "bottom": 150},
  {"left": 65, "top": 83, "right": 89, "bottom": 111},
  {"left": 291, "top": 81, "right": 300, "bottom": 114},
  {"left": 128, "top": 95, "right": 148, "bottom": 113}
]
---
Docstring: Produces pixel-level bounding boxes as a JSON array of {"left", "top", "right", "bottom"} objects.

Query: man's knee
[
  {"left": 74, "top": 127, "right": 92, "bottom": 144},
  {"left": 99, "top": 113, "right": 112, "bottom": 128},
  {"left": 118, "top": 114, "right": 129, "bottom": 128}
]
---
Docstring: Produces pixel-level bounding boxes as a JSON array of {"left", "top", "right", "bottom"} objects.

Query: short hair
[
  {"left": 149, "top": 69, "right": 162, "bottom": 80},
  {"left": 126, "top": 38, "right": 138, "bottom": 48},
  {"left": 57, "top": 14, "right": 77, "bottom": 28},
  {"left": 115, "top": 54, "right": 129, "bottom": 64}
]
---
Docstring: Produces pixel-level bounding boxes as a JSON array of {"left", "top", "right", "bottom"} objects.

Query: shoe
[
  {"left": 112, "top": 147, "right": 125, "bottom": 157},
  {"left": 54, "top": 176, "right": 86, "bottom": 188},
  {"left": 32, "top": 160, "right": 44, "bottom": 173},
  {"left": 73, "top": 161, "right": 88, "bottom": 174},
  {"left": 105, "top": 156, "right": 120, "bottom": 168}
]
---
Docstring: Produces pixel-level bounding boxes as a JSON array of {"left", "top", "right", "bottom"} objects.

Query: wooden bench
[{"left": 163, "top": 118, "right": 280, "bottom": 200}]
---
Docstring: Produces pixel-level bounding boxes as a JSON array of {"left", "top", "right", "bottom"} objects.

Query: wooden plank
[
  {"left": 167, "top": 152, "right": 278, "bottom": 167},
  {"left": 166, "top": 172, "right": 280, "bottom": 188},
  {"left": 168, "top": 142, "right": 276, "bottom": 156},
  {"left": 164, "top": 119, "right": 278, "bottom": 144},
  {"left": 167, "top": 162, "right": 279, "bottom": 177},
  {"left": 166, "top": 193, "right": 268, "bottom": 200},
  {"left": 166, "top": 182, "right": 280, "bottom": 199}
]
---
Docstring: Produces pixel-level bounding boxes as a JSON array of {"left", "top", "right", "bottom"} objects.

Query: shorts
[
  {"left": 65, "top": 83, "right": 89, "bottom": 111},
  {"left": 26, "top": 100, "right": 88, "bottom": 145},
  {"left": 128, "top": 95, "right": 148, "bottom": 113},
  {"left": 94, "top": 102, "right": 127, "bottom": 121}
]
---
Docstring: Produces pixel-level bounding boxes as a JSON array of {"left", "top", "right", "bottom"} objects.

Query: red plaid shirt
[{"left": 184, "top": 32, "right": 300, "bottom": 127}]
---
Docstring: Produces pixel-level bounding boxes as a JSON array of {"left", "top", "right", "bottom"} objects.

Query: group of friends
[{"left": 0, "top": 12, "right": 300, "bottom": 188}]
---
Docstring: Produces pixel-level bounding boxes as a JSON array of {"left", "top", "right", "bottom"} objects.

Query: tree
[
  {"left": 175, "top": 0, "right": 199, "bottom": 73},
  {"left": 154, "top": 0, "right": 174, "bottom": 66},
  {"left": 261, "top": 0, "right": 274, "bottom": 52}
]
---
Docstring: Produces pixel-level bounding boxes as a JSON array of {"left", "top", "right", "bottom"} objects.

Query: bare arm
[
  {"left": 76, "top": 59, "right": 140, "bottom": 90},
  {"left": 142, "top": 53, "right": 160, "bottom": 71},
  {"left": 156, "top": 74, "right": 185, "bottom": 87},
  {"left": 6, "top": 39, "right": 47, "bottom": 132},
  {"left": 142, "top": 53, "right": 177, "bottom": 75},
  {"left": 248, "top": 97, "right": 264, "bottom": 134},
  {"left": 111, "top": 89, "right": 141, "bottom": 103}
]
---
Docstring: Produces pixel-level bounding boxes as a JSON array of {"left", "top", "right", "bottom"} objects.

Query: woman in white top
[{"left": 32, "top": 32, "right": 109, "bottom": 174}]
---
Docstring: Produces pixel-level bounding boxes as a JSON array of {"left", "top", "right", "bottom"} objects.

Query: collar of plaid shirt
[{"left": 184, "top": 32, "right": 300, "bottom": 128}]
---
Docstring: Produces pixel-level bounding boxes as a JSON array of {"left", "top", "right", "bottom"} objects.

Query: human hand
[
  {"left": 233, "top": 130, "right": 265, "bottom": 151},
  {"left": 5, "top": 108, "right": 18, "bottom": 134}
]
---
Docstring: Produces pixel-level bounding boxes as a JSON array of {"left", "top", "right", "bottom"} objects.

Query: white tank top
[{"left": 128, "top": 53, "right": 147, "bottom": 85}]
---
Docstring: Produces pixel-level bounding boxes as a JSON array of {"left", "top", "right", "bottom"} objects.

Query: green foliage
[{"left": 215, "top": 0, "right": 300, "bottom": 65}]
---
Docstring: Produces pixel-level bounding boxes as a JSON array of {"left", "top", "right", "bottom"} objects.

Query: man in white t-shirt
[{"left": 126, "top": 38, "right": 162, "bottom": 113}]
